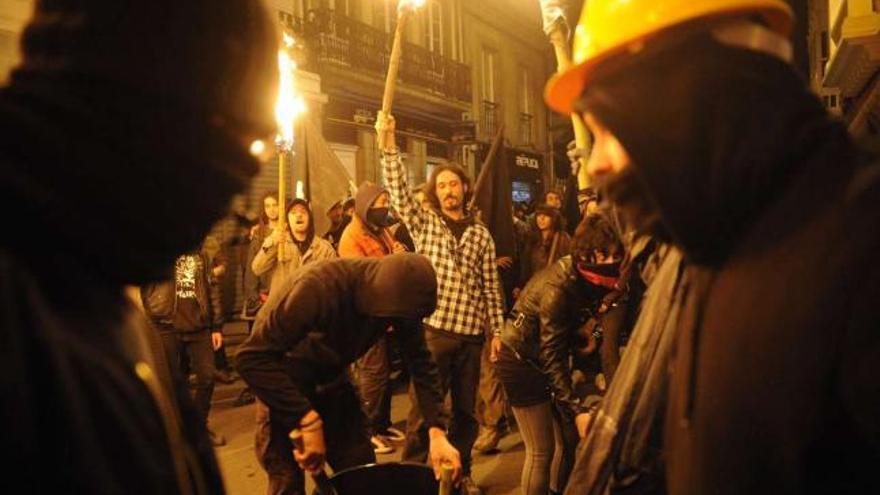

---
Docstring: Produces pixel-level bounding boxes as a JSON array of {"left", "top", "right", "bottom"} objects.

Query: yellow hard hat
[{"left": 545, "top": 0, "right": 794, "bottom": 114}]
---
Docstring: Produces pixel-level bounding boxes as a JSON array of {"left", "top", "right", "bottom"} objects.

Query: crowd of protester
[
  {"left": 6, "top": 1, "right": 878, "bottom": 495},
  {"left": 204, "top": 126, "right": 631, "bottom": 495}
]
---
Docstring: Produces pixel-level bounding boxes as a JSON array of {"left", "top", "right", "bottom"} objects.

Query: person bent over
[{"left": 237, "top": 254, "right": 461, "bottom": 495}]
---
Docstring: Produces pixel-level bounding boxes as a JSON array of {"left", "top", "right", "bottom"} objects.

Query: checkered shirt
[{"left": 382, "top": 151, "right": 505, "bottom": 338}]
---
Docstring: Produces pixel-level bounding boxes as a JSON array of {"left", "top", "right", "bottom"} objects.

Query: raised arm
[{"left": 376, "top": 111, "right": 425, "bottom": 237}]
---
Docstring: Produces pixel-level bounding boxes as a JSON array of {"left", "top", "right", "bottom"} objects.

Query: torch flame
[{"left": 275, "top": 32, "right": 305, "bottom": 147}]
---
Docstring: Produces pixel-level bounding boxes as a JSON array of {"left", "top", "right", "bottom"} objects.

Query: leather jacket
[{"left": 500, "top": 255, "right": 610, "bottom": 418}]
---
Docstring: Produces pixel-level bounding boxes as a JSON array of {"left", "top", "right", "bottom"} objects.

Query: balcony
[
  {"left": 481, "top": 100, "right": 500, "bottom": 140},
  {"left": 290, "top": 8, "right": 472, "bottom": 105}
]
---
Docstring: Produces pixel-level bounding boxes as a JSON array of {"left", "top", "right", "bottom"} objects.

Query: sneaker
[
  {"left": 380, "top": 426, "right": 406, "bottom": 443},
  {"left": 209, "top": 429, "right": 227, "bottom": 447},
  {"left": 460, "top": 476, "right": 482, "bottom": 495},
  {"left": 472, "top": 426, "right": 503, "bottom": 453},
  {"left": 370, "top": 435, "right": 395, "bottom": 455}
]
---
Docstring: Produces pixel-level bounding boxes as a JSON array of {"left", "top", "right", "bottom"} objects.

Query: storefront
[{"left": 508, "top": 149, "right": 544, "bottom": 206}]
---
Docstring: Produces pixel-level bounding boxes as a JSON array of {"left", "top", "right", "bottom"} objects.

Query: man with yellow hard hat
[{"left": 547, "top": 1, "right": 880, "bottom": 494}]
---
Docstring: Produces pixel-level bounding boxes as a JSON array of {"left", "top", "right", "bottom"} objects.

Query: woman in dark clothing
[
  {"left": 520, "top": 204, "right": 571, "bottom": 288},
  {"left": 496, "top": 215, "right": 623, "bottom": 495},
  {"left": 243, "top": 191, "right": 280, "bottom": 320}
]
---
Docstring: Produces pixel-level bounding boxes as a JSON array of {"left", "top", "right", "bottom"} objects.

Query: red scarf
[{"left": 576, "top": 265, "right": 619, "bottom": 289}]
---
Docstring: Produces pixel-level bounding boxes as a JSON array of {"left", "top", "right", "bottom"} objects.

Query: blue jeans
[{"left": 511, "top": 400, "right": 575, "bottom": 495}]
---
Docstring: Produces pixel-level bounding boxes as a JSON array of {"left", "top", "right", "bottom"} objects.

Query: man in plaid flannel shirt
[{"left": 376, "top": 111, "right": 504, "bottom": 494}]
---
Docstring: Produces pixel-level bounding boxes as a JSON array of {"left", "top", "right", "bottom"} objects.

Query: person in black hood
[
  {"left": 0, "top": 1, "right": 277, "bottom": 494},
  {"left": 236, "top": 253, "right": 462, "bottom": 494},
  {"left": 546, "top": 2, "right": 880, "bottom": 494}
]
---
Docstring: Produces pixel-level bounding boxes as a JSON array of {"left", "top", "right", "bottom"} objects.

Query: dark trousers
[
  {"left": 214, "top": 341, "right": 230, "bottom": 371},
  {"left": 355, "top": 335, "right": 392, "bottom": 436},
  {"left": 477, "top": 339, "right": 508, "bottom": 429},
  {"left": 255, "top": 381, "right": 375, "bottom": 495},
  {"left": 403, "top": 328, "right": 482, "bottom": 475},
  {"left": 160, "top": 330, "right": 216, "bottom": 425}
]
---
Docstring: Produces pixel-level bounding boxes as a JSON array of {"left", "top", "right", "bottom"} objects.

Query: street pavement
[{"left": 209, "top": 323, "right": 526, "bottom": 495}]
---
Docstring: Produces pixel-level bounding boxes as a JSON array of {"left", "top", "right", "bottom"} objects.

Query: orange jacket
[{"left": 338, "top": 215, "right": 396, "bottom": 259}]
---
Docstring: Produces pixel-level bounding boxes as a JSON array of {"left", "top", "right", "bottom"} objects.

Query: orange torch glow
[{"left": 275, "top": 32, "right": 307, "bottom": 258}]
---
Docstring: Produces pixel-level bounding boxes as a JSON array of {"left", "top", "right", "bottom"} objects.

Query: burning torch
[
  {"left": 539, "top": 0, "right": 592, "bottom": 189},
  {"left": 382, "top": 0, "right": 426, "bottom": 115},
  {"left": 275, "top": 32, "right": 307, "bottom": 258}
]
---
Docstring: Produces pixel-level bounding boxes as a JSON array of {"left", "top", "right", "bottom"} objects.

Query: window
[
  {"left": 374, "top": 0, "right": 394, "bottom": 33},
  {"left": 820, "top": 30, "right": 829, "bottom": 61},
  {"left": 481, "top": 48, "right": 497, "bottom": 103},
  {"left": 450, "top": 0, "right": 462, "bottom": 62},
  {"left": 328, "top": 0, "right": 358, "bottom": 17},
  {"left": 521, "top": 68, "right": 532, "bottom": 115},
  {"left": 519, "top": 68, "right": 534, "bottom": 145},
  {"left": 425, "top": 0, "right": 443, "bottom": 55},
  {"left": 481, "top": 48, "right": 500, "bottom": 139}
]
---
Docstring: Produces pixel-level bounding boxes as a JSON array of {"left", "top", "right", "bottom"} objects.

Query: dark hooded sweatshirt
[
  {"left": 576, "top": 33, "right": 880, "bottom": 494},
  {"left": 0, "top": 1, "right": 277, "bottom": 494},
  {"left": 236, "top": 253, "right": 445, "bottom": 433}
]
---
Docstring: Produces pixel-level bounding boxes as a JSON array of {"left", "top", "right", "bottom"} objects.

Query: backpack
[{"left": 140, "top": 280, "right": 176, "bottom": 321}]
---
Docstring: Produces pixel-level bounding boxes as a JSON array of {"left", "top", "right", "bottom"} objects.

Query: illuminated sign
[{"left": 515, "top": 154, "right": 540, "bottom": 169}]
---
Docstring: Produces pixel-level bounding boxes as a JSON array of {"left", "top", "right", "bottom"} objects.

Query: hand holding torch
[{"left": 382, "top": 0, "right": 426, "bottom": 114}]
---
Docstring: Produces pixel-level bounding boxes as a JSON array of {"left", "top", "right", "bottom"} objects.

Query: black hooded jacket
[
  {"left": 236, "top": 253, "right": 445, "bottom": 432},
  {"left": 0, "top": 1, "right": 277, "bottom": 494},
  {"left": 581, "top": 33, "right": 880, "bottom": 494}
]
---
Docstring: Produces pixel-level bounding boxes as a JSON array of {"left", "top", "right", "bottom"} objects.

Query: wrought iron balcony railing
[
  {"left": 290, "top": 8, "right": 472, "bottom": 104},
  {"left": 481, "top": 100, "right": 500, "bottom": 140}
]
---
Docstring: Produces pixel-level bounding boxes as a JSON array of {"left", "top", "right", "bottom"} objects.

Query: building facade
[
  {"left": 264, "top": 0, "right": 555, "bottom": 206},
  {"left": 807, "top": 0, "right": 880, "bottom": 136}
]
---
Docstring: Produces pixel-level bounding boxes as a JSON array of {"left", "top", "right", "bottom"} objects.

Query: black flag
[{"left": 472, "top": 132, "right": 515, "bottom": 259}]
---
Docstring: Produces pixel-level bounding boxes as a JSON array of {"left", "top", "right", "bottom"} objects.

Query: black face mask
[
  {"left": 593, "top": 167, "right": 671, "bottom": 242},
  {"left": 366, "top": 207, "right": 393, "bottom": 228}
]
